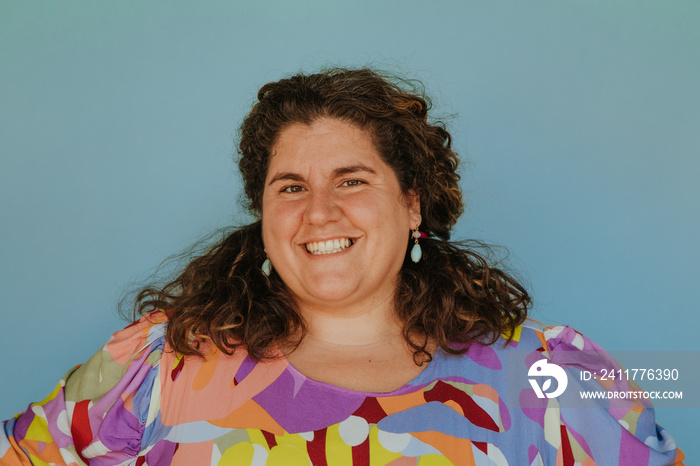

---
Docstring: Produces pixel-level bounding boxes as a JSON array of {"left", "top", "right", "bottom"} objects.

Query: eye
[
  {"left": 341, "top": 179, "right": 365, "bottom": 187},
  {"left": 281, "top": 185, "right": 306, "bottom": 193}
]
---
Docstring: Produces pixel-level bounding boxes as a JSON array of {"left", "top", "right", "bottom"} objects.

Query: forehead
[{"left": 267, "top": 119, "right": 383, "bottom": 173}]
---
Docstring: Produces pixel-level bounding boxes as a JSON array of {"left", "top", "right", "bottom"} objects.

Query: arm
[
  {"left": 1, "top": 312, "right": 168, "bottom": 465},
  {"left": 543, "top": 325, "right": 684, "bottom": 465}
]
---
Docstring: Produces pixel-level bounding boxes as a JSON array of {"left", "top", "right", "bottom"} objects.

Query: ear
[{"left": 406, "top": 190, "right": 422, "bottom": 229}]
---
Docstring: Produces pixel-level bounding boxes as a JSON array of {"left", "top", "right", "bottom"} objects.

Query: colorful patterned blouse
[{"left": 1, "top": 311, "right": 684, "bottom": 465}]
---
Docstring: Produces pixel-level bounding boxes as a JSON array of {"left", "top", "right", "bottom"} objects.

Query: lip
[{"left": 301, "top": 235, "right": 358, "bottom": 244}]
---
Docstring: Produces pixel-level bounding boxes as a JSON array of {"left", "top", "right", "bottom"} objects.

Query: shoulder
[
  {"left": 104, "top": 310, "right": 169, "bottom": 361},
  {"left": 506, "top": 319, "right": 622, "bottom": 377},
  {"left": 493, "top": 318, "right": 598, "bottom": 353},
  {"left": 62, "top": 310, "right": 169, "bottom": 402}
]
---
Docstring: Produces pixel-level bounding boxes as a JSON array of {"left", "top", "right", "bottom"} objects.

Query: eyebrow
[{"left": 267, "top": 163, "right": 377, "bottom": 186}]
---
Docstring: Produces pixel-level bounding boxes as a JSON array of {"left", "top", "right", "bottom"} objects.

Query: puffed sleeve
[
  {"left": 537, "top": 325, "right": 685, "bottom": 465},
  {"left": 1, "top": 311, "right": 168, "bottom": 465}
]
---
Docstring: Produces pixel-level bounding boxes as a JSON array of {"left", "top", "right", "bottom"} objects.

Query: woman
[{"left": 1, "top": 69, "right": 683, "bottom": 465}]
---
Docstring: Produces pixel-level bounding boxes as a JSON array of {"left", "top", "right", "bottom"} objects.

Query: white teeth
[{"left": 305, "top": 238, "right": 354, "bottom": 255}]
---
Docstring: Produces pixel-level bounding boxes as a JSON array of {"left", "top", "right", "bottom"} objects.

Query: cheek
[
  {"left": 262, "top": 199, "right": 303, "bottom": 245},
  {"left": 261, "top": 196, "right": 282, "bottom": 247},
  {"left": 350, "top": 194, "right": 412, "bottom": 228}
]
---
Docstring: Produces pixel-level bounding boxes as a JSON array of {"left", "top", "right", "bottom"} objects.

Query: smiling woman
[
  {"left": 1, "top": 69, "right": 684, "bottom": 465},
  {"left": 262, "top": 120, "right": 421, "bottom": 322}
]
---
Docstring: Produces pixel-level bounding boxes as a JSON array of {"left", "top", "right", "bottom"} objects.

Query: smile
[{"left": 305, "top": 238, "right": 355, "bottom": 255}]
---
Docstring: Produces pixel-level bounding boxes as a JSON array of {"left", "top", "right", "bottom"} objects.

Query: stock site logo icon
[{"left": 528, "top": 359, "right": 568, "bottom": 398}]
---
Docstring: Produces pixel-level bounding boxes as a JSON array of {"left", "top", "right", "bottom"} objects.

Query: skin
[{"left": 261, "top": 118, "right": 428, "bottom": 392}]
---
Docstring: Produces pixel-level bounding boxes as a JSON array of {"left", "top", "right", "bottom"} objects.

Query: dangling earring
[
  {"left": 410, "top": 227, "right": 422, "bottom": 263},
  {"left": 262, "top": 257, "right": 272, "bottom": 276}
]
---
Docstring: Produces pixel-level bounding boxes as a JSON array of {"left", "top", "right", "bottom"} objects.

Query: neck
[
  {"left": 279, "top": 293, "right": 435, "bottom": 393},
  {"left": 294, "top": 292, "right": 403, "bottom": 347}
]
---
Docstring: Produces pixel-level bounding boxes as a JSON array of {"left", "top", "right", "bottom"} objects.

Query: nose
[{"left": 303, "top": 189, "right": 342, "bottom": 225}]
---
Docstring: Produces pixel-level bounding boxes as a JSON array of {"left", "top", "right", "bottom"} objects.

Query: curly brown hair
[{"left": 134, "top": 68, "right": 530, "bottom": 362}]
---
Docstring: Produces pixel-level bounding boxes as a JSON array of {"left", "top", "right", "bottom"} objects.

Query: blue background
[{"left": 1, "top": 0, "right": 698, "bottom": 460}]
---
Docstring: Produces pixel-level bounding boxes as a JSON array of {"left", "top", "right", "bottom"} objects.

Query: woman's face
[{"left": 261, "top": 118, "right": 421, "bottom": 313}]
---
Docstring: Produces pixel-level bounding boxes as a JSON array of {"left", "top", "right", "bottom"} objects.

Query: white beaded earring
[
  {"left": 262, "top": 257, "right": 272, "bottom": 276},
  {"left": 410, "top": 227, "right": 422, "bottom": 263},
  {"left": 262, "top": 247, "right": 272, "bottom": 277}
]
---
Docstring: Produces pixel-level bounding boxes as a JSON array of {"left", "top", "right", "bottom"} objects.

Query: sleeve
[
  {"left": 1, "top": 311, "right": 168, "bottom": 466},
  {"left": 541, "top": 325, "right": 685, "bottom": 466}
]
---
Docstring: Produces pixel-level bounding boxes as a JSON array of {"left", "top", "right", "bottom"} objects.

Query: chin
[
  {"left": 302, "top": 280, "right": 361, "bottom": 306},
  {"left": 309, "top": 286, "right": 357, "bottom": 304}
]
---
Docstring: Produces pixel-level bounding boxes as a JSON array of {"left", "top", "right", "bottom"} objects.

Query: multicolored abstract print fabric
[{"left": 2, "top": 311, "right": 684, "bottom": 465}]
